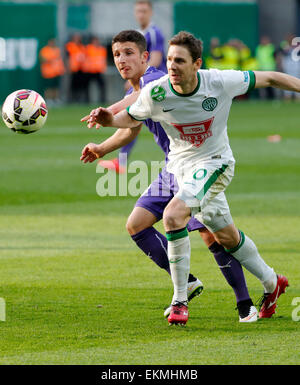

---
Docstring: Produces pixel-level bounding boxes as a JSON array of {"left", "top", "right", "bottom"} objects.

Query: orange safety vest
[
  {"left": 40, "top": 46, "right": 65, "bottom": 79},
  {"left": 65, "top": 41, "right": 86, "bottom": 72},
  {"left": 83, "top": 44, "right": 107, "bottom": 74}
]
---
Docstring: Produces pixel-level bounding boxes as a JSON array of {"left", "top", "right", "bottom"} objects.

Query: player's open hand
[
  {"left": 81, "top": 109, "right": 102, "bottom": 129},
  {"left": 80, "top": 143, "right": 101, "bottom": 163}
]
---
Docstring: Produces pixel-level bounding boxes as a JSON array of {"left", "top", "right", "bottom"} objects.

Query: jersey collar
[{"left": 168, "top": 72, "right": 201, "bottom": 97}]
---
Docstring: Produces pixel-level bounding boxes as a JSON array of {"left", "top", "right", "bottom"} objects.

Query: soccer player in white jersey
[{"left": 85, "top": 31, "right": 300, "bottom": 325}]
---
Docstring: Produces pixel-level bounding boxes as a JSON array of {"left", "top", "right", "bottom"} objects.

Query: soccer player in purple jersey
[
  {"left": 135, "top": 0, "right": 167, "bottom": 73},
  {"left": 99, "top": 0, "right": 167, "bottom": 174},
  {"left": 81, "top": 30, "right": 257, "bottom": 322}
]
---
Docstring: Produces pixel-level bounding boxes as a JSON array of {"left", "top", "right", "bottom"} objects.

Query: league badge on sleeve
[{"left": 151, "top": 86, "right": 166, "bottom": 102}]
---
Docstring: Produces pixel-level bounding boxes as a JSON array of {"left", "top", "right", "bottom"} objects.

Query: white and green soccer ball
[{"left": 1, "top": 89, "right": 48, "bottom": 134}]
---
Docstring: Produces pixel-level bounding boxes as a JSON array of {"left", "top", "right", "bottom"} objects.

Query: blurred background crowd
[
  {"left": 1, "top": 0, "right": 300, "bottom": 106},
  {"left": 205, "top": 33, "right": 300, "bottom": 100},
  {"left": 41, "top": 34, "right": 107, "bottom": 105},
  {"left": 42, "top": 31, "right": 300, "bottom": 105}
]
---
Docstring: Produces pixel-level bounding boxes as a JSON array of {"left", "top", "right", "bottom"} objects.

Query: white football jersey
[{"left": 127, "top": 69, "right": 255, "bottom": 174}]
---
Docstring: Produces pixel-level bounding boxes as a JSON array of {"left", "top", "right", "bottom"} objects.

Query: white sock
[
  {"left": 230, "top": 231, "right": 277, "bottom": 293},
  {"left": 167, "top": 230, "right": 190, "bottom": 304},
  {"left": 263, "top": 275, "right": 278, "bottom": 293}
]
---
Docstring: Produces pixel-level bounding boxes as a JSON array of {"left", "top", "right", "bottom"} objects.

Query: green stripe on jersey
[
  {"left": 195, "top": 164, "right": 228, "bottom": 201},
  {"left": 247, "top": 71, "right": 256, "bottom": 92},
  {"left": 166, "top": 227, "right": 188, "bottom": 241}
]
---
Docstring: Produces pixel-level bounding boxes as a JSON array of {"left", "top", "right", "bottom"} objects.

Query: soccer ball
[{"left": 1, "top": 89, "right": 48, "bottom": 134}]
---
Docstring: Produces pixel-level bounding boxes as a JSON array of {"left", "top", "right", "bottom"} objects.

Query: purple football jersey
[
  {"left": 140, "top": 23, "right": 167, "bottom": 73},
  {"left": 126, "top": 66, "right": 170, "bottom": 161}
]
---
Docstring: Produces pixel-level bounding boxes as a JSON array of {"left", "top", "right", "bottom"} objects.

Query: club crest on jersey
[
  {"left": 151, "top": 86, "right": 166, "bottom": 102},
  {"left": 202, "top": 97, "right": 218, "bottom": 112},
  {"left": 171, "top": 117, "right": 214, "bottom": 148}
]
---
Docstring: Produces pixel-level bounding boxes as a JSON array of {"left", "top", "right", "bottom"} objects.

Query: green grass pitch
[{"left": 0, "top": 100, "right": 299, "bottom": 365}]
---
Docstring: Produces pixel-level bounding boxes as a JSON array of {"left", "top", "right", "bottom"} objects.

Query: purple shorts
[{"left": 135, "top": 166, "right": 205, "bottom": 232}]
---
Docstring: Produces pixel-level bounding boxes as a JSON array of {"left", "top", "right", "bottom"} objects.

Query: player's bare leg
[{"left": 126, "top": 207, "right": 157, "bottom": 236}]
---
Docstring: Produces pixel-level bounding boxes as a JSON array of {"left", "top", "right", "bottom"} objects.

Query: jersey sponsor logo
[
  {"left": 171, "top": 117, "right": 214, "bottom": 148},
  {"left": 202, "top": 97, "right": 218, "bottom": 112},
  {"left": 243, "top": 71, "right": 249, "bottom": 83},
  {"left": 151, "top": 85, "right": 166, "bottom": 102}
]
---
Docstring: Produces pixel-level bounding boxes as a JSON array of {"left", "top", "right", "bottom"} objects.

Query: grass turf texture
[{"left": 0, "top": 100, "right": 299, "bottom": 365}]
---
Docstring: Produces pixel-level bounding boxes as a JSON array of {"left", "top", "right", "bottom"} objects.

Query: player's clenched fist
[
  {"left": 81, "top": 107, "right": 114, "bottom": 129},
  {"left": 80, "top": 143, "right": 102, "bottom": 163},
  {"left": 91, "top": 107, "right": 114, "bottom": 127}
]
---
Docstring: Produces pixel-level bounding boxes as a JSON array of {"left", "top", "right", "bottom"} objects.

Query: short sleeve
[
  {"left": 221, "top": 70, "right": 256, "bottom": 98},
  {"left": 127, "top": 85, "right": 153, "bottom": 122}
]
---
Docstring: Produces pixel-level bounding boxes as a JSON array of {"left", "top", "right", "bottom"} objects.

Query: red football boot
[
  {"left": 168, "top": 301, "right": 189, "bottom": 326},
  {"left": 258, "top": 274, "right": 289, "bottom": 318}
]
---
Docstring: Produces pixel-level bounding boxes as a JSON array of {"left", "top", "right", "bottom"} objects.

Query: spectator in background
[
  {"left": 39, "top": 38, "right": 65, "bottom": 105},
  {"left": 238, "top": 40, "right": 258, "bottom": 72},
  {"left": 205, "top": 38, "right": 258, "bottom": 73},
  {"left": 135, "top": 0, "right": 167, "bottom": 73},
  {"left": 221, "top": 39, "right": 240, "bottom": 70},
  {"left": 205, "top": 37, "right": 224, "bottom": 69},
  {"left": 255, "top": 36, "right": 276, "bottom": 99},
  {"left": 205, "top": 38, "right": 257, "bottom": 100},
  {"left": 83, "top": 36, "right": 107, "bottom": 104},
  {"left": 65, "top": 33, "right": 86, "bottom": 103},
  {"left": 279, "top": 34, "right": 300, "bottom": 101}
]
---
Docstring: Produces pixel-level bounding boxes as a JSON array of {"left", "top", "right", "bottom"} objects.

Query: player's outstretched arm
[
  {"left": 81, "top": 91, "right": 141, "bottom": 129},
  {"left": 108, "top": 91, "right": 141, "bottom": 115},
  {"left": 254, "top": 71, "right": 300, "bottom": 93},
  {"left": 80, "top": 126, "right": 142, "bottom": 164},
  {"left": 94, "top": 108, "right": 141, "bottom": 129}
]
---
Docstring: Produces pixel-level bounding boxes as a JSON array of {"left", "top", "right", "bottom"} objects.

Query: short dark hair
[
  {"left": 169, "top": 31, "right": 203, "bottom": 62},
  {"left": 135, "top": 0, "right": 152, "bottom": 8},
  {"left": 112, "top": 30, "right": 147, "bottom": 53}
]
